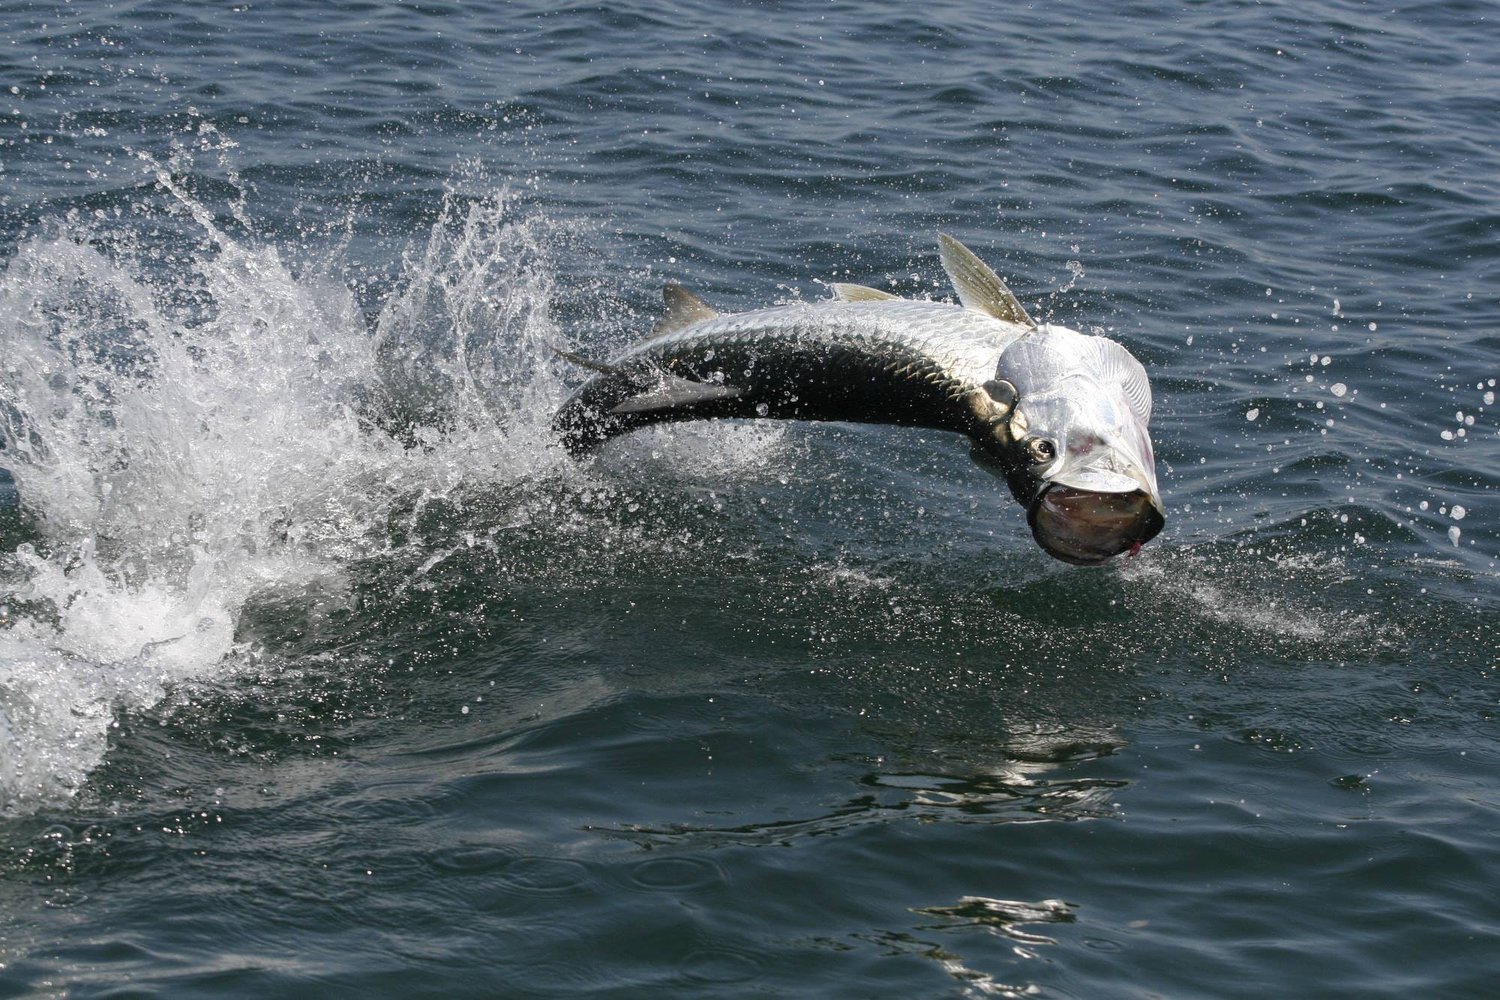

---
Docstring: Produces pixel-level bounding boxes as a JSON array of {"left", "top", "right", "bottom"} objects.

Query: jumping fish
[{"left": 552, "top": 236, "right": 1164, "bottom": 565}]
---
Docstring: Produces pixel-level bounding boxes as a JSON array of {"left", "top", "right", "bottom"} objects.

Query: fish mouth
[{"left": 1027, "top": 484, "right": 1165, "bottom": 566}]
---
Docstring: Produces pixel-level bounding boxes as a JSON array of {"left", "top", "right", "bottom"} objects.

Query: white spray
[{"left": 0, "top": 150, "right": 576, "bottom": 812}]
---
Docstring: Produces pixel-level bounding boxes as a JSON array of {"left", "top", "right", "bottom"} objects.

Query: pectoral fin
[{"left": 609, "top": 375, "right": 743, "bottom": 415}]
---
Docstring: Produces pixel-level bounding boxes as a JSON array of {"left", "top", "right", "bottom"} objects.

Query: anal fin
[{"left": 552, "top": 344, "right": 618, "bottom": 375}]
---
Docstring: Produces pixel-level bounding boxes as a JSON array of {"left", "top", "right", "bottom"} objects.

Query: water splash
[
  {"left": 1117, "top": 543, "right": 1397, "bottom": 653},
  {"left": 0, "top": 154, "right": 573, "bottom": 812}
]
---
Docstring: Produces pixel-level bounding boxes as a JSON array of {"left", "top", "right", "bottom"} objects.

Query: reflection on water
[{"left": 603, "top": 764, "right": 1128, "bottom": 850}]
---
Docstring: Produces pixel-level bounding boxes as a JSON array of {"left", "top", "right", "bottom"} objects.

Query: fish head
[{"left": 989, "top": 325, "right": 1165, "bottom": 565}]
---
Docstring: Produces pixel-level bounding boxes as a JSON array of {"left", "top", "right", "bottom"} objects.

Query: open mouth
[{"left": 1028, "top": 485, "right": 1165, "bottom": 566}]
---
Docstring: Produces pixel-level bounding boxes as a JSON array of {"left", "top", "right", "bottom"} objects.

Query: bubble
[
  {"left": 1246, "top": 408, "right": 1260, "bottom": 422},
  {"left": 1329, "top": 383, "right": 1347, "bottom": 397},
  {"left": 1451, "top": 506, "right": 1466, "bottom": 521},
  {"left": 1448, "top": 525, "right": 1462, "bottom": 546}
]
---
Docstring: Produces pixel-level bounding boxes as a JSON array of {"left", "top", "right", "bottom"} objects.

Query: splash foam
[{"left": 0, "top": 158, "right": 574, "bottom": 812}]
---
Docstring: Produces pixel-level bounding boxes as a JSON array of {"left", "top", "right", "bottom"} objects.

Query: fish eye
[{"left": 1027, "top": 437, "right": 1056, "bottom": 464}]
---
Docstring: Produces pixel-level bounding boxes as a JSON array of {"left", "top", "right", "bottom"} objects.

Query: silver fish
[{"left": 553, "top": 235, "right": 1164, "bottom": 565}]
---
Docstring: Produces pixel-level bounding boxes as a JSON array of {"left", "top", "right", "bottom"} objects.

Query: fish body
[
  {"left": 556, "top": 299, "right": 1025, "bottom": 448},
  {"left": 553, "top": 237, "right": 1164, "bottom": 565}
]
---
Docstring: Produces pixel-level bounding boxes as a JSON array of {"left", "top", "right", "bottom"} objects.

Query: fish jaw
[
  {"left": 1027, "top": 484, "right": 1165, "bottom": 566},
  {"left": 970, "top": 433, "right": 1164, "bottom": 565},
  {"left": 1023, "top": 435, "right": 1165, "bottom": 565}
]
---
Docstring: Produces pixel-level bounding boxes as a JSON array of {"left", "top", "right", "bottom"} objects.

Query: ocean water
[{"left": 0, "top": 0, "right": 1496, "bottom": 996}]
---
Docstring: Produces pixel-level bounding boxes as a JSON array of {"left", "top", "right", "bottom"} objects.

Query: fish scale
[
  {"left": 642, "top": 299, "right": 1028, "bottom": 392},
  {"left": 556, "top": 299, "right": 1031, "bottom": 450}
]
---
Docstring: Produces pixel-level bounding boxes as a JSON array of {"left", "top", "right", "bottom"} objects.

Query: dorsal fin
[
  {"left": 830, "top": 282, "right": 900, "bottom": 302},
  {"left": 651, "top": 283, "right": 720, "bottom": 337},
  {"left": 937, "top": 234, "right": 1035, "bottom": 328}
]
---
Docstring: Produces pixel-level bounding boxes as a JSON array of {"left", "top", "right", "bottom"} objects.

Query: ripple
[
  {"left": 626, "top": 855, "right": 726, "bottom": 893},
  {"left": 680, "top": 947, "right": 763, "bottom": 985},
  {"left": 428, "top": 844, "right": 518, "bottom": 876},
  {"left": 41, "top": 887, "right": 90, "bottom": 908},
  {"left": 495, "top": 856, "right": 593, "bottom": 895}
]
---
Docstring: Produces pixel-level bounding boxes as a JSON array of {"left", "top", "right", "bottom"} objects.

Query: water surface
[{"left": 1, "top": 1, "right": 1497, "bottom": 996}]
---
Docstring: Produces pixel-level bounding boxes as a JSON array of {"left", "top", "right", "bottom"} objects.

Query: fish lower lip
[{"left": 1028, "top": 485, "right": 1165, "bottom": 566}]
